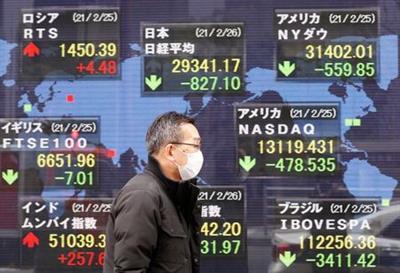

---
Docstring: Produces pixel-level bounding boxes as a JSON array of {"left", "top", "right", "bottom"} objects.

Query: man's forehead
[{"left": 179, "top": 123, "right": 201, "bottom": 140}]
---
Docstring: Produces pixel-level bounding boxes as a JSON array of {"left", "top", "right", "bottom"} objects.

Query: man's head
[{"left": 146, "top": 111, "right": 203, "bottom": 181}]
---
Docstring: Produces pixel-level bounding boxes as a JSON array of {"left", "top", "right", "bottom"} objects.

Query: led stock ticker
[
  {"left": 236, "top": 103, "right": 340, "bottom": 177},
  {"left": 0, "top": 117, "right": 100, "bottom": 188},
  {"left": 21, "top": 7, "right": 120, "bottom": 79},
  {"left": 142, "top": 23, "right": 245, "bottom": 94},
  {"left": 274, "top": 199, "right": 380, "bottom": 269},
  {"left": 198, "top": 186, "right": 246, "bottom": 258},
  {"left": 275, "top": 8, "right": 379, "bottom": 80},
  {"left": 20, "top": 198, "right": 111, "bottom": 269}
]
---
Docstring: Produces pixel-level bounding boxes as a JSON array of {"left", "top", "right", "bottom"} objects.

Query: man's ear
[{"left": 163, "top": 143, "right": 176, "bottom": 161}]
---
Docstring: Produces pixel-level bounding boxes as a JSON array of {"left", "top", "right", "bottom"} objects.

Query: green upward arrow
[
  {"left": 145, "top": 75, "right": 162, "bottom": 91},
  {"left": 2, "top": 169, "right": 18, "bottom": 185},
  {"left": 239, "top": 156, "right": 256, "bottom": 172},
  {"left": 279, "top": 251, "right": 296, "bottom": 267},
  {"left": 278, "top": 61, "right": 296, "bottom": 77}
]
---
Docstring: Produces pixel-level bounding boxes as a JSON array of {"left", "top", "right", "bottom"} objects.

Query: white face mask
[{"left": 176, "top": 150, "right": 204, "bottom": 181}]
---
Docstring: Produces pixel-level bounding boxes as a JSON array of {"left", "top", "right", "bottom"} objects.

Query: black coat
[{"left": 104, "top": 158, "right": 200, "bottom": 273}]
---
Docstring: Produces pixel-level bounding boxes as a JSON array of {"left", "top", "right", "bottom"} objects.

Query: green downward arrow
[
  {"left": 239, "top": 156, "right": 256, "bottom": 172},
  {"left": 278, "top": 61, "right": 296, "bottom": 77},
  {"left": 2, "top": 169, "right": 18, "bottom": 185},
  {"left": 279, "top": 251, "right": 296, "bottom": 267},
  {"left": 145, "top": 75, "right": 162, "bottom": 91}
]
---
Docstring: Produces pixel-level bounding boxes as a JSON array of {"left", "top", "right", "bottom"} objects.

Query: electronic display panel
[{"left": 0, "top": 1, "right": 399, "bottom": 273}]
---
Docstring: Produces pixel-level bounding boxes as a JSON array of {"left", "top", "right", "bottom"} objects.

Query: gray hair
[{"left": 146, "top": 111, "right": 195, "bottom": 154}]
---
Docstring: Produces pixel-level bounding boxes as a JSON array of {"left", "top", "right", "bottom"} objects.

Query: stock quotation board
[{"left": 0, "top": 1, "right": 399, "bottom": 273}]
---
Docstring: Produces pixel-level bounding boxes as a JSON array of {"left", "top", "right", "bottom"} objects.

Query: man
[{"left": 104, "top": 112, "right": 203, "bottom": 273}]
